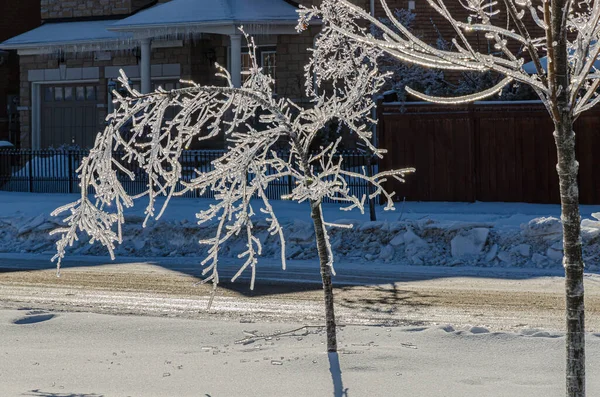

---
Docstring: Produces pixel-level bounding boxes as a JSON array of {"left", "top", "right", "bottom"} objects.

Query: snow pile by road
[{"left": 0, "top": 192, "right": 599, "bottom": 271}]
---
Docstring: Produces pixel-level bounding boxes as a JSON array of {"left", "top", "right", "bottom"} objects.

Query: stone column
[
  {"left": 229, "top": 34, "right": 242, "bottom": 87},
  {"left": 140, "top": 38, "right": 152, "bottom": 94}
]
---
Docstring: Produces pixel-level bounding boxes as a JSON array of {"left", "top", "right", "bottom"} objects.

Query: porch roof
[
  {"left": 109, "top": 0, "right": 301, "bottom": 36},
  {"left": 0, "top": 20, "right": 133, "bottom": 51}
]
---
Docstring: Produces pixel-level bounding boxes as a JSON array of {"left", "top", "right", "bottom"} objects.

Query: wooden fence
[{"left": 377, "top": 101, "right": 600, "bottom": 204}]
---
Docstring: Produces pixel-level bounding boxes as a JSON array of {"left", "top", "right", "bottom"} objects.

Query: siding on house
[
  {"left": 0, "top": 0, "right": 41, "bottom": 143},
  {"left": 298, "top": 0, "right": 543, "bottom": 59},
  {"left": 40, "top": 0, "right": 155, "bottom": 19}
]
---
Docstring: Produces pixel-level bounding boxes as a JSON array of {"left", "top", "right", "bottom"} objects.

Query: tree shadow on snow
[
  {"left": 22, "top": 390, "right": 103, "bottom": 397},
  {"left": 329, "top": 352, "right": 349, "bottom": 397},
  {"left": 337, "top": 284, "right": 433, "bottom": 315}
]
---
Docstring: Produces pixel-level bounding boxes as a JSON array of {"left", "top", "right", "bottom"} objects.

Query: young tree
[
  {"left": 304, "top": 0, "right": 593, "bottom": 394},
  {"left": 50, "top": 28, "right": 412, "bottom": 353}
]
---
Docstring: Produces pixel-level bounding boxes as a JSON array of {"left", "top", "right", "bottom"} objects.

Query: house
[
  {"left": 0, "top": 0, "right": 324, "bottom": 150},
  {"left": 1, "top": 0, "right": 431, "bottom": 150},
  {"left": 0, "top": 1, "right": 41, "bottom": 145},
  {"left": 0, "top": 0, "right": 536, "bottom": 150}
]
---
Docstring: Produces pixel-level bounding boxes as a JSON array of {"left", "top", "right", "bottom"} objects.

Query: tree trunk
[
  {"left": 310, "top": 199, "right": 338, "bottom": 352},
  {"left": 547, "top": 1, "right": 585, "bottom": 394},
  {"left": 554, "top": 119, "right": 586, "bottom": 397}
]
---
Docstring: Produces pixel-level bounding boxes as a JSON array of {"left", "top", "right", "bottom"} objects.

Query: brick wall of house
[
  {"left": 0, "top": 1, "right": 40, "bottom": 40},
  {"left": 383, "top": 0, "right": 544, "bottom": 55},
  {"left": 274, "top": 0, "right": 369, "bottom": 100},
  {"left": 285, "top": 0, "right": 544, "bottom": 88},
  {"left": 131, "top": 0, "right": 156, "bottom": 11},
  {"left": 41, "top": 0, "right": 130, "bottom": 19},
  {"left": 296, "top": 0, "right": 543, "bottom": 56},
  {"left": 40, "top": 0, "right": 155, "bottom": 19},
  {"left": 275, "top": 27, "right": 315, "bottom": 100}
]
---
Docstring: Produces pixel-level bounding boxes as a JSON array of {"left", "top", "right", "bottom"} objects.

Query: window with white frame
[{"left": 241, "top": 46, "right": 277, "bottom": 85}]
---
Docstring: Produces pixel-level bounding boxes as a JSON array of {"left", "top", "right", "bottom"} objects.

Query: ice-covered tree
[
  {"left": 373, "top": 7, "right": 537, "bottom": 103},
  {"left": 304, "top": 0, "right": 593, "bottom": 394},
  {"left": 372, "top": 8, "right": 450, "bottom": 101},
  {"left": 50, "top": 27, "right": 413, "bottom": 353}
]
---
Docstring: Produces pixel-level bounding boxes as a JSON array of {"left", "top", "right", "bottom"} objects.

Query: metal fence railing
[{"left": 0, "top": 149, "right": 376, "bottom": 203}]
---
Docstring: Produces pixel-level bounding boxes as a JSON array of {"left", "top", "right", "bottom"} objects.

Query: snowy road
[
  {"left": 2, "top": 253, "right": 600, "bottom": 332},
  {"left": 2, "top": 309, "right": 600, "bottom": 397},
  {"left": 3, "top": 254, "right": 600, "bottom": 396}
]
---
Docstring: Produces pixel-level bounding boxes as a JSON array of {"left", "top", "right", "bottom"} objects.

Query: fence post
[
  {"left": 287, "top": 173, "right": 293, "bottom": 197},
  {"left": 368, "top": 154, "right": 377, "bottom": 222},
  {"left": 0, "top": 150, "right": 7, "bottom": 190},
  {"left": 195, "top": 153, "right": 199, "bottom": 198},
  {"left": 28, "top": 150, "right": 33, "bottom": 193},
  {"left": 68, "top": 150, "right": 73, "bottom": 194}
]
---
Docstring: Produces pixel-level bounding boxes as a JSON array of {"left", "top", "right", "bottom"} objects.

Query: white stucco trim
[
  {"left": 140, "top": 38, "right": 152, "bottom": 94},
  {"left": 230, "top": 34, "right": 242, "bottom": 88},
  {"left": 28, "top": 67, "right": 100, "bottom": 82}
]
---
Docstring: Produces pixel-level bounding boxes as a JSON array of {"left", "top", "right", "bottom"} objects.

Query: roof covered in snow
[
  {"left": 110, "top": 0, "right": 300, "bottom": 31},
  {"left": 0, "top": 20, "right": 133, "bottom": 50}
]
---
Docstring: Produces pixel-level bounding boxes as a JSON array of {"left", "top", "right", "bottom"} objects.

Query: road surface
[{"left": 1, "top": 253, "right": 600, "bottom": 332}]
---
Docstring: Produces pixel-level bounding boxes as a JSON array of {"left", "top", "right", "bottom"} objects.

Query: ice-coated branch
[
  {"left": 305, "top": 0, "right": 600, "bottom": 116},
  {"left": 51, "top": 27, "right": 413, "bottom": 301},
  {"left": 406, "top": 77, "right": 513, "bottom": 103}
]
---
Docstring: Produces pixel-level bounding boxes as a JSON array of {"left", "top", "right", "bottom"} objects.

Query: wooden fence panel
[
  {"left": 475, "top": 109, "right": 559, "bottom": 203},
  {"left": 575, "top": 114, "right": 600, "bottom": 204},
  {"left": 378, "top": 102, "right": 600, "bottom": 204},
  {"left": 379, "top": 108, "right": 474, "bottom": 201}
]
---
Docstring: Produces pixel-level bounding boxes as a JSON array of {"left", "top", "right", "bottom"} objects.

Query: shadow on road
[{"left": 0, "top": 251, "right": 581, "bottom": 300}]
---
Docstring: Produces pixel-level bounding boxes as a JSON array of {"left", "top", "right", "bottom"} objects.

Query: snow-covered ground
[
  {"left": 0, "top": 191, "right": 599, "bottom": 272},
  {"left": 2, "top": 309, "right": 600, "bottom": 397}
]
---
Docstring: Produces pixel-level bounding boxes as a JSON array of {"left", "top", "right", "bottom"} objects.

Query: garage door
[{"left": 41, "top": 84, "right": 100, "bottom": 149}]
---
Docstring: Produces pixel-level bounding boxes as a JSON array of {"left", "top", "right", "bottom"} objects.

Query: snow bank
[{"left": 0, "top": 192, "right": 599, "bottom": 272}]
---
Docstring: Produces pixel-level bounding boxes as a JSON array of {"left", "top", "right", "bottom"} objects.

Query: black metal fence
[{"left": 0, "top": 149, "right": 375, "bottom": 203}]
